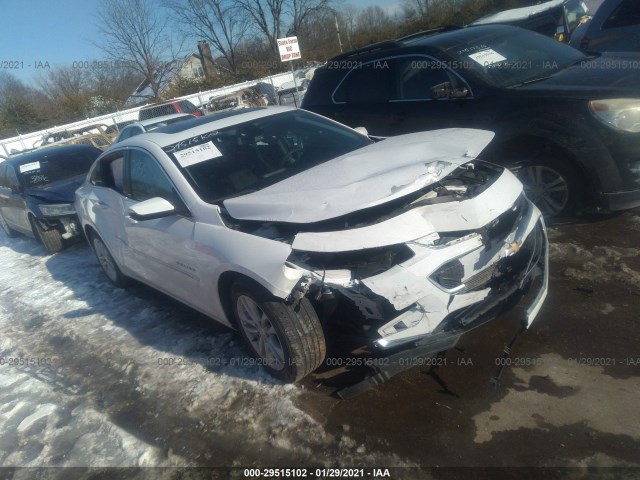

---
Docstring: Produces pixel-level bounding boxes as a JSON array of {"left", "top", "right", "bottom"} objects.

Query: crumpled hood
[
  {"left": 25, "top": 175, "right": 84, "bottom": 203},
  {"left": 224, "top": 128, "right": 495, "bottom": 224}
]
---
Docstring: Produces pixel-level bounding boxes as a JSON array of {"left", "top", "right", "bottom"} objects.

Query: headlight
[
  {"left": 589, "top": 99, "right": 640, "bottom": 133},
  {"left": 39, "top": 203, "right": 76, "bottom": 216}
]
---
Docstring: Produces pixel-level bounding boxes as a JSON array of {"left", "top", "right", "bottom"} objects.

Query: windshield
[
  {"left": 565, "top": 0, "right": 590, "bottom": 32},
  {"left": 18, "top": 149, "right": 98, "bottom": 187},
  {"left": 445, "top": 27, "right": 587, "bottom": 87},
  {"left": 163, "top": 110, "right": 372, "bottom": 203}
]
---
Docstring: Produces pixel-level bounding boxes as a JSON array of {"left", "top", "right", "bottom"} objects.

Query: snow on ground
[
  {"left": 548, "top": 242, "right": 640, "bottom": 291},
  {"left": 0, "top": 234, "right": 413, "bottom": 468}
]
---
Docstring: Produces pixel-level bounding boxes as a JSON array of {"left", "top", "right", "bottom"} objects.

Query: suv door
[
  {"left": 387, "top": 56, "right": 474, "bottom": 135},
  {"left": 330, "top": 60, "right": 395, "bottom": 134}
]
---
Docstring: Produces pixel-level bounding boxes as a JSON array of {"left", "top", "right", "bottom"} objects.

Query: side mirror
[
  {"left": 354, "top": 126, "right": 369, "bottom": 136},
  {"left": 431, "top": 82, "right": 469, "bottom": 99},
  {"left": 127, "top": 197, "right": 176, "bottom": 221}
]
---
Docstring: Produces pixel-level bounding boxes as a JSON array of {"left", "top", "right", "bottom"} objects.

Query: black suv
[{"left": 302, "top": 25, "right": 640, "bottom": 217}]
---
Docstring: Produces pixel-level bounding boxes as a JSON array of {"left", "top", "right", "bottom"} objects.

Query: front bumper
[
  {"left": 39, "top": 214, "right": 82, "bottom": 240},
  {"left": 357, "top": 197, "right": 547, "bottom": 351},
  {"left": 600, "top": 189, "right": 640, "bottom": 212},
  {"left": 335, "top": 209, "right": 548, "bottom": 399}
]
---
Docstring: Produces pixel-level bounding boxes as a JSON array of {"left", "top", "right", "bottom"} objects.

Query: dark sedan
[
  {"left": 0, "top": 145, "right": 101, "bottom": 253},
  {"left": 302, "top": 25, "right": 640, "bottom": 217}
]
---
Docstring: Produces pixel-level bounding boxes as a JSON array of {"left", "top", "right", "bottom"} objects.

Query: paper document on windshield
[
  {"left": 175, "top": 141, "right": 222, "bottom": 168},
  {"left": 468, "top": 49, "right": 506, "bottom": 66}
]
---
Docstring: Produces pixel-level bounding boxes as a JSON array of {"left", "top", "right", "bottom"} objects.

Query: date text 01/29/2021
[{"left": 243, "top": 467, "right": 391, "bottom": 477}]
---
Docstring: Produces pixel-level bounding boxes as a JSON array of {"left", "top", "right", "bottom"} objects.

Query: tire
[
  {"left": 231, "top": 280, "right": 326, "bottom": 383},
  {"left": 30, "top": 217, "right": 63, "bottom": 254},
  {"left": 516, "top": 157, "right": 582, "bottom": 218},
  {"left": 91, "top": 233, "right": 129, "bottom": 287},
  {"left": 0, "top": 212, "right": 18, "bottom": 238}
]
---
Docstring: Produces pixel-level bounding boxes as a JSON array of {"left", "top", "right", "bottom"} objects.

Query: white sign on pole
[{"left": 277, "top": 36, "right": 301, "bottom": 62}]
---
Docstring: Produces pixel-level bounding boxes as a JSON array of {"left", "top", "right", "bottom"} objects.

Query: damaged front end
[{"left": 281, "top": 160, "right": 548, "bottom": 389}]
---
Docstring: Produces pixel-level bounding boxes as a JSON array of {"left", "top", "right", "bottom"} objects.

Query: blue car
[{"left": 0, "top": 144, "right": 101, "bottom": 253}]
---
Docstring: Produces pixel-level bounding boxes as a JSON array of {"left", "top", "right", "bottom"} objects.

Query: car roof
[
  {"left": 330, "top": 24, "right": 530, "bottom": 60},
  {"left": 471, "top": 0, "right": 566, "bottom": 25},
  {"left": 116, "top": 106, "right": 296, "bottom": 149},
  {"left": 3, "top": 144, "right": 100, "bottom": 167}
]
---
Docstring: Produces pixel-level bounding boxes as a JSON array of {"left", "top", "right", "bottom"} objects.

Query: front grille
[
  {"left": 430, "top": 195, "right": 528, "bottom": 292},
  {"left": 461, "top": 220, "right": 544, "bottom": 294},
  {"left": 480, "top": 194, "right": 527, "bottom": 249}
]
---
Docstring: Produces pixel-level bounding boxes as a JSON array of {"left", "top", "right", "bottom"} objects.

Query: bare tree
[
  {"left": 235, "top": 0, "right": 286, "bottom": 53},
  {"left": 166, "top": 0, "right": 248, "bottom": 76},
  {"left": 0, "top": 72, "right": 52, "bottom": 137},
  {"left": 36, "top": 67, "right": 93, "bottom": 121},
  {"left": 96, "top": 0, "right": 180, "bottom": 100},
  {"left": 89, "top": 66, "right": 145, "bottom": 114},
  {"left": 288, "top": 0, "right": 332, "bottom": 36},
  {"left": 235, "top": 0, "right": 331, "bottom": 53}
]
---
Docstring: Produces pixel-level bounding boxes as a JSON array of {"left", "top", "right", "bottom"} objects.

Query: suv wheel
[
  {"left": 516, "top": 158, "right": 581, "bottom": 218},
  {"left": 30, "top": 217, "right": 63, "bottom": 254},
  {"left": 231, "top": 280, "right": 326, "bottom": 382}
]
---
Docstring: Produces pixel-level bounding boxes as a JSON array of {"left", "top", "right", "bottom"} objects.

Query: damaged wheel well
[
  {"left": 217, "top": 272, "right": 271, "bottom": 326},
  {"left": 83, "top": 225, "right": 98, "bottom": 246}
]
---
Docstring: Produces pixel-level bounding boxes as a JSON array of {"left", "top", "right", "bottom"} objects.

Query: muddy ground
[{"left": 299, "top": 208, "right": 640, "bottom": 477}]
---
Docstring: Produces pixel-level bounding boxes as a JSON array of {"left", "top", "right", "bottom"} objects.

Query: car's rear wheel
[
  {"left": 30, "top": 217, "right": 63, "bottom": 254},
  {"left": 0, "top": 212, "right": 18, "bottom": 238},
  {"left": 91, "top": 233, "right": 128, "bottom": 287},
  {"left": 231, "top": 280, "right": 326, "bottom": 383},
  {"left": 516, "top": 158, "right": 582, "bottom": 218}
]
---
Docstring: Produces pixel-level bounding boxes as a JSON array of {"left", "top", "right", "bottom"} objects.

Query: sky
[{"left": 0, "top": 0, "right": 401, "bottom": 88}]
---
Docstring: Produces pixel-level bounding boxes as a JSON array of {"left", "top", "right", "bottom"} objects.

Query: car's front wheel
[
  {"left": 231, "top": 280, "right": 326, "bottom": 382},
  {"left": 91, "top": 233, "right": 128, "bottom": 287},
  {"left": 0, "top": 212, "right": 18, "bottom": 238},
  {"left": 30, "top": 217, "right": 63, "bottom": 254}
]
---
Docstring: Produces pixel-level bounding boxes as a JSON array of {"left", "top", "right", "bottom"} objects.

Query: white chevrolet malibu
[{"left": 75, "top": 107, "right": 548, "bottom": 391}]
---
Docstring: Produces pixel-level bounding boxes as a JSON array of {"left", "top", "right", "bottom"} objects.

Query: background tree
[
  {"left": 0, "top": 72, "right": 52, "bottom": 138},
  {"left": 96, "top": 0, "right": 181, "bottom": 100},
  {"left": 167, "top": 0, "right": 249, "bottom": 78},
  {"left": 88, "top": 66, "right": 145, "bottom": 115},
  {"left": 235, "top": 0, "right": 286, "bottom": 53},
  {"left": 36, "top": 67, "right": 93, "bottom": 122},
  {"left": 288, "top": 0, "right": 333, "bottom": 36}
]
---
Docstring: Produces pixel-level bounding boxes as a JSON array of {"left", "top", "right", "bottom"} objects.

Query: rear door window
[
  {"left": 603, "top": 0, "right": 640, "bottom": 29},
  {"left": 333, "top": 60, "right": 395, "bottom": 103}
]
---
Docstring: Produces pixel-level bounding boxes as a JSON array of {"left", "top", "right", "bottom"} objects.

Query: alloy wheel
[{"left": 235, "top": 294, "right": 286, "bottom": 371}]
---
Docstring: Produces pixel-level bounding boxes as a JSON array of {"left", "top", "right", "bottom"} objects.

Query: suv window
[
  {"left": 393, "top": 57, "right": 459, "bottom": 100},
  {"left": 129, "top": 150, "right": 176, "bottom": 203},
  {"left": 139, "top": 103, "right": 176, "bottom": 120},
  {"left": 603, "top": 0, "right": 640, "bottom": 29},
  {"left": 178, "top": 100, "right": 199, "bottom": 114},
  {"left": 334, "top": 61, "right": 394, "bottom": 103}
]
